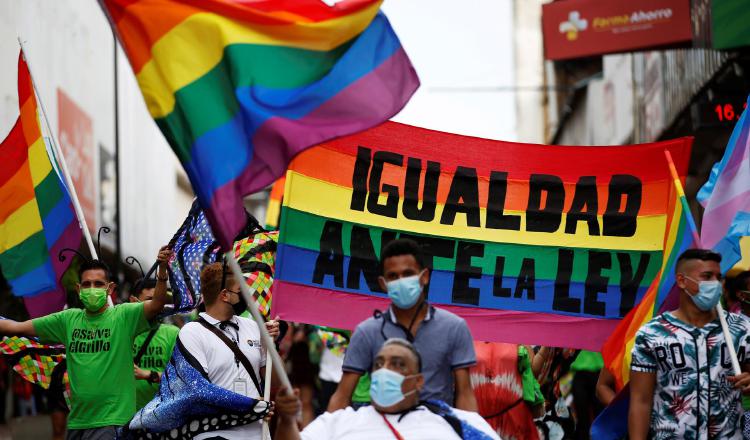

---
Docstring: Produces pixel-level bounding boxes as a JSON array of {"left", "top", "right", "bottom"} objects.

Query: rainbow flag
[
  {"left": 591, "top": 168, "right": 694, "bottom": 439},
  {"left": 0, "top": 53, "right": 82, "bottom": 318},
  {"left": 102, "top": 0, "right": 419, "bottom": 249},
  {"left": 272, "top": 122, "right": 693, "bottom": 350},
  {"left": 265, "top": 176, "right": 286, "bottom": 229},
  {"left": 601, "top": 178, "right": 694, "bottom": 390}
]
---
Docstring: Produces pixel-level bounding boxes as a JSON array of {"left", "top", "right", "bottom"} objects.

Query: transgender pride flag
[{"left": 698, "top": 94, "right": 750, "bottom": 271}]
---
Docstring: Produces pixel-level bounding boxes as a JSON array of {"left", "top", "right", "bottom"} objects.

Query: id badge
[{"left": 233, "top": 378, "right": 248, "bottom": 396}]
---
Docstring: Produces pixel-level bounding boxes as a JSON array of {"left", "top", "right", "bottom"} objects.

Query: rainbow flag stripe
[
  {"left": 264, "top": 176, "right": 285, "bottom": 229},
  {"left": 0, "top": 53, "right": 82, "bottom": 317},
  {"left": 601, "top": 180, "right": 694, "bottom": 389},
  {"left": 102, "top": 0, "right": 419, "bottom": 248}
]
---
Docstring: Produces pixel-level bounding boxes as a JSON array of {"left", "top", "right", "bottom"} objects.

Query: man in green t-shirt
[
  {"left": 129, "top": 278, "right": 179, "bottom": 411},
  {"left": 0, "top": 247, "right": 172, "bottom": 440}
]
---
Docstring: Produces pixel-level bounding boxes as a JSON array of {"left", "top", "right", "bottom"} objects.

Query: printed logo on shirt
[
  {"left": 133, "top": 344, "right": 167, "bottom": 369},
  {"left": 69, "top": 328, "right": 111, "bottom": 353},
  {"left": 247, "top": 339, "right": 260, "bottom": 348}
]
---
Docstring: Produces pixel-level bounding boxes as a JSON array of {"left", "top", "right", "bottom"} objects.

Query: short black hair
[
  {"left": 379, "top": 239, "right": 425, "bottom": 275},
  {"left": 134, "top": 278, "right": 157, "bottom": 297},
  {"left": 675, "top": 249, "right": 722, "bottom": 275},
  {"left": 78, "top": 259, "right": 111, "bottom": 281},
  {"left": 382, "top": 338, "right": 422, "bottom": 372}
]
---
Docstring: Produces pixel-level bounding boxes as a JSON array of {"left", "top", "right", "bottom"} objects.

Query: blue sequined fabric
[
  {"left": 425, "top": 399, "right": 495, "bottom": 440},
  {"left": 127, "top": 341, "right": 270, "bottom": 439}
]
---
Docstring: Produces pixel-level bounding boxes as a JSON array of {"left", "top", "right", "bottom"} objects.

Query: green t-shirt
[
  {"left": 33, "top": 303, "right": 151, "bottom": 429},
  {"left": 132, "top": 324, "right": 179, "bottom": 411},
  {"left": 570, "top": 350, "right": 604, "bottom": 372},
  {"left": 352, "top": 372, "right": 371, "bottom": 403},
  {"left": 518, "top": 345, "right": 545, "bottom": 406}
]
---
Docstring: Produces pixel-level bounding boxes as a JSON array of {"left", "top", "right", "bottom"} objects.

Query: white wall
[
  {"left": 0, "top": 1, "right": 192, "bottom": 265},
  {"left": 513, "top": 0, "right": 546, "bottom": 144},
  {"left": 556, "top": 54, "right": 635, "bottom": 146}
]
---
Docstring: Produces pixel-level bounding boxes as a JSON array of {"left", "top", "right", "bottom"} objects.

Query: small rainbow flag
[
  {"left": 0, "top": 53, "right": 82, "bottom": 318},
  {"left": 102, "top": 0, "right": 419, "bottom": 249},
  {"left": 592, "top": 165, "right": 695, "bottom": 439},
  {"left": 601, "top": 177, "right": 694, "bottom": 389}
]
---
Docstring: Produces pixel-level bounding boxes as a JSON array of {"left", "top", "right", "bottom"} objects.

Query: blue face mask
[
  {"left": 386, "top": 273, "right": 424, "bottom": 309},
  {"left": 370, "top": 368, "right": 418, "bottom": 408},
  {"left": 683, "top": 275, "right": 723, "bottom": 311}
]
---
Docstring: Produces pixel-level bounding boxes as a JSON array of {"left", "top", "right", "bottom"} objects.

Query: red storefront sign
[{"left": 542, "top": 0, "right": 692, "bottom": 61}]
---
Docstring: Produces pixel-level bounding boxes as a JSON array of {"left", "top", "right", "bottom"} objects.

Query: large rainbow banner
[{"left": 273, "top": 122, "right": 693, "bottom": 350}]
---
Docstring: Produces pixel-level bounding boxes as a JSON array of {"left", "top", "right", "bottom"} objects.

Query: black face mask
[{"left": 232, "top": 294, "right": 248, "bottom": 316}]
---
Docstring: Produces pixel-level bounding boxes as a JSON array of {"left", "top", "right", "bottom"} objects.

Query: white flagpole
[
  {"left": 226, "top": 252, "right": 292, "bottom": 392},
  {"left": 18, "top": 38, "right": 112, "bottom": 306},
  {"left": 665, "top": 150, "right": 741, "bottom": 374},
  {"left": 262, "top": 355, "right": 273, "bottom": 439},
  {"left": 18, "top": 39, "right": 98, "bottom": 260}
]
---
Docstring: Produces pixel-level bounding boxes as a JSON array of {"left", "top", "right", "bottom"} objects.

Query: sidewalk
[{"left": 0, "top": 415, "right": 52, "bottom": 439}]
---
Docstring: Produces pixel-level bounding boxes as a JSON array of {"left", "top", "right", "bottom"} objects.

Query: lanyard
[{"left": 381, "top": 413, "right": 406, "bottom": 440}]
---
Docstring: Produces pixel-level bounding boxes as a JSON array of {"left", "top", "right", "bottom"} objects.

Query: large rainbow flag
[
  {"left": 272, "top": 122, "right": 693, "bottom": 350},
  {"left": 102, "top": 0, "right": 419, "bottom": 249},
  {"left": 0, "top": 53, "right": 82, "bottom": 318}
]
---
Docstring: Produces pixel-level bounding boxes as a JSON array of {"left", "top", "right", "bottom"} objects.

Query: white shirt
[
  {"left": 318, "top": 345, "right": 344, "bottom": 383},
  {"left": 179, "top": 313, "right": 266, "bottom": 439},
  {"left": 300, "top": 405, "right": 501, "bottom": 440}
]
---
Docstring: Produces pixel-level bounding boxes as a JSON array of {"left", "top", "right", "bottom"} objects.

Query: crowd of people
[{"left": 0, "top": 241, "right": 749, "bottom": 439}]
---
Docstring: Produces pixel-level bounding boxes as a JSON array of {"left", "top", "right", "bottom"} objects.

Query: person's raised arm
[
  {"left": 453, "top": 367, "right": 478, "bottom": 411},
  {"left": 0, "top": 320, "right": 36, "bottom": 338},
  {"left": 628, "top": 370, "right": 656, "bottom": 440},
  {"left": 143, "top": 246, "right": 173, "bottom": 320},
  {"left": 327, "top": 371, "right": 361, "bottom": 412}
]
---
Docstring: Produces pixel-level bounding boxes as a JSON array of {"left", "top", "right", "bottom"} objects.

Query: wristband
[{"left": 148, "top": 370, "right": 159, "bottom": 383}]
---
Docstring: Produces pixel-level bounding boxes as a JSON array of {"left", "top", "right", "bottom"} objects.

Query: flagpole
[
  {"left": 262, "top": 355, "right": 273, "bottom": 439},
  {"left": 664, "top": 150, "right": 741, "bottom": 375},
  {"left": 17, "top": 39, "right": 98, "bottom": 260},
  {"left": 226, "top": 252, "right": 293, "bottom": 392}
]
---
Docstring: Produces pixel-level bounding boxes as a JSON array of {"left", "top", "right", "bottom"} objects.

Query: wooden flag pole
[
  {"left": 664, "top": 150, "right": 741, "bottom": 375},
  {"left": 226, "top": 252, "right": 293, "bottom": 392}
]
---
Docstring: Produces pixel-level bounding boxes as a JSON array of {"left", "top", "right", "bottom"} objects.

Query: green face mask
[{"left": 79, "top": 287, "right": 108, "bottom": 312}]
